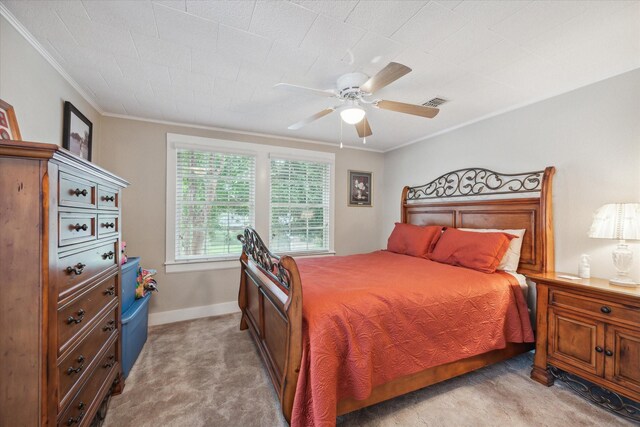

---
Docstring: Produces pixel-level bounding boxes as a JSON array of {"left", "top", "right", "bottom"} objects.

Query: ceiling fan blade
[
  {"left": 355, "top": 117, "right": 372, "bottom": 138},
  {"left": 361, "top": 62, "right": 412, "bottom": 94},
  {"left": 274, "top": 83, "right": 337, "bottom": 98},
  {"left": 375, "top": 100, "right": 439, "bottom": 119},
  {"left": 288, "top": 108, "right": 336, "bottom": 130}
]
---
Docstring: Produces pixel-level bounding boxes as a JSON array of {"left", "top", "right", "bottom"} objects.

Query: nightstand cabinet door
[
  {"left": 605, "top": 324, "right": 640, "bottom": 395},
  {"left": 548, "top": 308, "right": 605, "bottom": 377}
]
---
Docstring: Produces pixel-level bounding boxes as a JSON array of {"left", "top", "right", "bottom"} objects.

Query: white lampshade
[
  {"left": 340, "top": 107, "right": 365, "bottom": 125},
  {"left": 589, "top": 203, "right": 640, "bottom": 240}
]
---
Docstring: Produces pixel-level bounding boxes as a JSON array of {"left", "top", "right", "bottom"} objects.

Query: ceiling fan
[{"left": 274, "top": 62, "right": 439, "bottom": 141}]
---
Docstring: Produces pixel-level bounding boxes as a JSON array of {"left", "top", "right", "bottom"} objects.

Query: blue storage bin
[
  {"left": 121, "top": 257, "right": 140, "bottom": 314},
  {"left": 121, "top": 292, "right": 151, "bottom": 379}
]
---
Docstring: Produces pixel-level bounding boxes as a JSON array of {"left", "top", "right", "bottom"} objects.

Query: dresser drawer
[
  {"left": 59, "top": 172, "right": 97, "bottom": 209},
  {"left": 58, "top": 308, "right": 117, "bottom": 409},
  {"left": 58, "top": 242, "right": 118, "bottom": 299},
  {"left": 97, "top": 214, "right": 119, "bottom": 239},
  {"left": 97, "top": 186, "right": 119, "bottom": 210},
  {"left": 551, "top": 289, "right": 640, "bottom": 326},
  {"left": 59, "top": 213, "right": 97, "bottom": 246},
  {"left": 58, "top": 276, "right": 118, "bottom": 355},
  {"left": 57, "top": 341, "right": 118, "bottom": 427}
]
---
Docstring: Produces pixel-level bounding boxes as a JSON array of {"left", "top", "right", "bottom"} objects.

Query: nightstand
[{"left": 529, "top": 272, "right": 640, "bottom": 420}]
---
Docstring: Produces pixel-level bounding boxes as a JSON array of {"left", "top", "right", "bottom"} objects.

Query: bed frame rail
[{"left": 237, "top": 228, "right": 302, "bottom": 423}]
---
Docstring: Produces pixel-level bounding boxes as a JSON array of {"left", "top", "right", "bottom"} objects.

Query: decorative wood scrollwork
[
  {"left": 238, "top": 228, "right": 291, "bottom": 289},
  {"left": 549, "top": 366, "right": 640, "bottom": 422},
  {"left": 406, "top": 168, "right": 544, "bottom": 200}
]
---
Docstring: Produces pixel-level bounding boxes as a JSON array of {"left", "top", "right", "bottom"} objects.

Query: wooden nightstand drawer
[
  {"left": 551, "top": 289, "right": 640, "bottom": 326},
  {"left": 531, "top": 273, "right": 640, "bottom": 408}
]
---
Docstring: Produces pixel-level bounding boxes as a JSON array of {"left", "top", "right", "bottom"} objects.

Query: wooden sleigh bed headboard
[
  {"left": 401, "top": 167, "right": 555, "bottom": 276},
  {"left": 237, "top": 166, "right": 555, "bottom": 423}
]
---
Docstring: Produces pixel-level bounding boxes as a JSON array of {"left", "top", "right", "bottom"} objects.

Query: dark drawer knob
[
  {"left": 103, "top": 251, "right": 115, "bottom": 260},
  {"left": 66, "top": 411, "right": 84, "bottom": 426},
  {"left": 78, "top": 402, "right": 85, "bottom": 410},
  {"left": 104, "top": 285, "right": 116, "bottom": 296},
  {"left": 103, "top": 195, "right": 115, "bottom": 202},
  {"left": 66, "top": 309, "right": 85, "bottom": 325},
  {"left": 103, "top": 319, "right": 116, "bottom": 332},
  {"left": 73, "top": 223, "right": 88, "bottom": 232},
  {"left": 73, "top": 188, "right": 88, "bottom": 197},
  {"left": 600, "top": 306, "right": 612, "bottom": 314},
  {"left": 103, "top": 354, "right": 116, "bottom": 369},
  {"left": 595, "top": 346, "right": 603, "bottom": 353},
  {"left": 66, "top": 263, "right": 86, "bottom": 275},
  {"left": 102, "top": 222, "right": 115, "bottom": 229},
  {"left": 605, "top": 349, "right": 613, "bottom": 357}
]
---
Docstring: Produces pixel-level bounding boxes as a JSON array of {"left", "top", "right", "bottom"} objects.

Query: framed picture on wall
[
  {"left": 348, "top": 170, "right": 372, "bottom": 207},
  {"left": 0, "top": 99, "right": 22, "bottom": 141},
  {"left": 63, "top": 101, "right": 92, "bottom": 161}
]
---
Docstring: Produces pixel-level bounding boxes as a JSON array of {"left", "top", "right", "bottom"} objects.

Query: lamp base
[
  {"left": 609, "top": 277, "right": 639, "bottom": 287},
  {"left": 611, "top": 242, "right": 637, "bottom": 287}
]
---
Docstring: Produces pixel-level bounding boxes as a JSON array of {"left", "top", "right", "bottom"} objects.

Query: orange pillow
[
  {"left": 387, "top": 223, "right": 444, "bottom": 258},
  {"left": 430, "top": 228, "right": 516, "bottom": 273}
]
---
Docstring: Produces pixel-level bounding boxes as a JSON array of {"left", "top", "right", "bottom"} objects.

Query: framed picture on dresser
[
  {"left": 0, "top": 99, "right": 21, "bottom": 141},
  {"left": 348, "top": 170, "right": 372, "bottom": 207},
  {"left": 63, "top": 101, "right": 93, "bottom": 161}
]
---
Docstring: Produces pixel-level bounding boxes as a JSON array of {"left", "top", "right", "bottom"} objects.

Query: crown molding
[
  {"left": 102, "top": 112, "right": 385, "bottom": 153},
  {"left": 0, "top": 3, "right": 104, "bottom": 114}
]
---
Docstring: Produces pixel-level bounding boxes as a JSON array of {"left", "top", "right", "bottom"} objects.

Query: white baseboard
[{"left": 148, "top": 301, "right": 240, "bottom": 326}]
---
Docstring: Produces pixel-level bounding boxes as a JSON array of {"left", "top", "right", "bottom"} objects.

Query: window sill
[{"left": 165, "top": 251, "right": 336, "bottom": 273}]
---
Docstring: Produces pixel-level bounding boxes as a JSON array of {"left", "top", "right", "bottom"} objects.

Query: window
[
  {"left": 166, "top": 134, "right": 335, "bottom": 272},
  {"left": 270, "top": 158, "right": 331, "bottom": 253},
  {"left": 175, "top": 149, "right": 255, "bottom": 260}
]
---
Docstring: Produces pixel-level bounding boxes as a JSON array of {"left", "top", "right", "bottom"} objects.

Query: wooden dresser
[
  {"left": 0, "top": 140, "right": 128, "bottom": 426},
  {"left": 530, "top": 272, "right": 640, "bottom": 419}
]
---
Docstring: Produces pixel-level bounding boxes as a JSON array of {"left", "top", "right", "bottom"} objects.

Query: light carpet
[{"left": 104, "top": 313, "right": 634, "bottom": 427}]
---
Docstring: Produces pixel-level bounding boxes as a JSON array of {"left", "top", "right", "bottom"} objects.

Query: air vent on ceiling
[{"left": 422, "top": 97, "right": 448, "bottom": 108}]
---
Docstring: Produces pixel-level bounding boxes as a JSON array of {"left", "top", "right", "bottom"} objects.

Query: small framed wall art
[
  {"left": 0, "top": 99, "right": 22, "bottom": 141},
  {"left": 63, "top": 101, "right": 93, "bottom": 161},
  {"left": 348, "top": 170, "right": 373, "bottom": 207}
]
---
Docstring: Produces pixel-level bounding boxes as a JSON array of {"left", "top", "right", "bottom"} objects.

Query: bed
[{"left": 237, "top": 167, "right": 555, "bottom": 426}]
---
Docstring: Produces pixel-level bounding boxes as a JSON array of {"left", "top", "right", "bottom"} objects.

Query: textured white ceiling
[{"left": 3, "top": 0, "right": 639, "bottom": 151}]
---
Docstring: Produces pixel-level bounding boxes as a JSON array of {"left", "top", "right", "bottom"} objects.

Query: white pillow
[{"left": 458, "top": 228, "right": 526, "bottom": 272}]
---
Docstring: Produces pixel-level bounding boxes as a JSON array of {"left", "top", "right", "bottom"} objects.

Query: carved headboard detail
[{"left": 401, "top": 167, "right": 555, "bottom": 276}]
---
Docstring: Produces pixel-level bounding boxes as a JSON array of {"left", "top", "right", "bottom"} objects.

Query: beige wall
[
  {"left": 382, "top": 69, "right": 640, "bottom": 281},
  {"left": 0, "top": 16, "right": 101, "bottom": 159},
  {"left": 97, "top": 116, "right": 385, "bottom": 315}
]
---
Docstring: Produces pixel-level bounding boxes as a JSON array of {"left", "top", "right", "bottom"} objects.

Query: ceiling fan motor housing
[{"left": 337, "top": 72, "right": 369, "bottom": 99}]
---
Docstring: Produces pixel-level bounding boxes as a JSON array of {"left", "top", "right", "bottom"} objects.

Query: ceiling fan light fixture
[{"left": 340, "top": 107, "right": 365, "bottom": 125}]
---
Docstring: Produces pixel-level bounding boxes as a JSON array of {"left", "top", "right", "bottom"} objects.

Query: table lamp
[{"left": 588, "top": 203, "right": 640, "bottom": 287}]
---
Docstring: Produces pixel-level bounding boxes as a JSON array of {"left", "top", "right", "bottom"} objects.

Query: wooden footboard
[{"left": 237, "top": 228, "right": 302, "bottom": 423}]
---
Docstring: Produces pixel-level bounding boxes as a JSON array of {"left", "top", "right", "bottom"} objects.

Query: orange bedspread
[{"left": 291, "top": 251, "right": 534, "bottom": 427}]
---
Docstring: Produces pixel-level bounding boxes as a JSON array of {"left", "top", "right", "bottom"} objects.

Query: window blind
[
  {"left": 270, "top": 157, "right": 331, "bottom": 253},
  {"left": 176, "top": 149, "right": 255, "bottom": 259}
]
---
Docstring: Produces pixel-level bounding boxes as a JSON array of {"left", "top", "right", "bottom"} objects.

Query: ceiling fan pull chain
[{"left": 339, "top": 117, "right": 343, "bottom": 149}]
